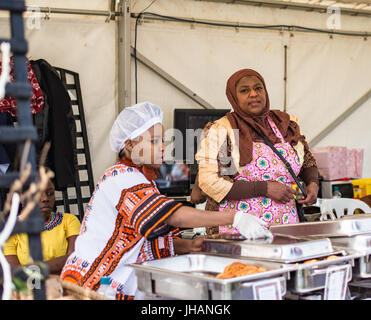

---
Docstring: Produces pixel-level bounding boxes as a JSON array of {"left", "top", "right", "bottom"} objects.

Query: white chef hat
[{"left": 109, "top": 101, "right": 163, "bottom": 153}]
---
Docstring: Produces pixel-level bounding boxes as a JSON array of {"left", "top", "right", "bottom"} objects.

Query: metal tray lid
[
  {"left": 269, "top": 217, "right": 371, "bottom": 238},
  {"left": 330, "top": 233, "right": 371, "bottom": 253},
  {"left": 340, "top": 214, "right": 371, "bottom": 220},
  {"left": 202, "top": 234, "right": 337, "bottom": 263}
]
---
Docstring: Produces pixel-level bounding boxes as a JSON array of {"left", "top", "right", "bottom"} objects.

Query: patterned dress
[
  {"left": 60, "top": 162, "right": 182, "bottom": 300},
  {"left": 219, "top": 117, "right": 301, "bottom": 233}
]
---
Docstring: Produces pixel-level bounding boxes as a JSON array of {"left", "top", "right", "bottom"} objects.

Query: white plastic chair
[{"left": 318, "top": 198, "right": 371, "bottom": 221}]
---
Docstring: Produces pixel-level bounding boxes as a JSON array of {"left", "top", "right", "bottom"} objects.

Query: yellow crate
[{"left": 352, "top": 178, "right": 371, "bottom": 199}]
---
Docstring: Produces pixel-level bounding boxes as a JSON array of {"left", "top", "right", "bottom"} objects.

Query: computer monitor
[
  {"left": 173, "top": 108, "right": 230, "bottom": 185},
  {"left": 155, "top": 161, "right": 191, "bottom": 197}
]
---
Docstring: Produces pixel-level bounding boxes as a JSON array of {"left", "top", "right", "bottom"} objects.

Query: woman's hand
[
  {"left": 173, "top": 237, "right": 206, "bottom": 255},
  {"left": 189, "top": 236, "right": 206, "bottom": 252},
  {"left": 266, "top": 181, "right": 296, "bottom": 204},
  {"left": 297, "top": 182, "right": 319, "bottom": 206},
  {"left": 233, "top": 212, "right": 273, "bottom": 239},
  {"left": 190, "top": 174, "right": 207, "bottom": 204}
]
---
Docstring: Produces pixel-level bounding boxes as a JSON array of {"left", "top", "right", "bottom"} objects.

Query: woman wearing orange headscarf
[{"left": 192, "top": 68, "right": 319, "bottom": 234}]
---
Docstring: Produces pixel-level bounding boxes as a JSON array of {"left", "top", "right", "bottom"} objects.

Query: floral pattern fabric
[{"left": 219, "top": 117, "right": 301, "bottom": 233}]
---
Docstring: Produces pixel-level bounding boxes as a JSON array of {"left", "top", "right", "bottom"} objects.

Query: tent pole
[
  {"left": 283, "top": 44, "right": 288, "bottom": 112},
  {"left": 25, "top": 6, "right": 122, "bottom": 18},
  {"left": 117, "top": 0, "right": 132, "bottom": 113},
  {"left": 131, "top": 47, "right": 215, "bottom": 110}
]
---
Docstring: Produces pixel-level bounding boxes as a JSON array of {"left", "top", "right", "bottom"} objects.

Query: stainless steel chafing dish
[
  {"left": 202, "top": 234, "right": 357, "bottom": 295},
  {"left": 286, "top": 251, "right": 355, "bottom": 294},
  {"left": 202, "top": 234, "right": 341, "bottom": 263},
  {"left": 331, "top": 234, "right": 371, "bottom": 279},
  {"left": 129, "top": 254, "right": 295, "bottom": 300},
  {"left": 269, "top": 218, "right": 371, "bottom": 294},
  {"left": 269, "top": 217, "right": 371, "bottom": 285},
  {"left": 269, "top": 217, "right": 371, "bottom": 238}
]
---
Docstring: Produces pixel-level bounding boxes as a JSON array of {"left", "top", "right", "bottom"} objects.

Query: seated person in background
[
  {"left": 60, "top": 102, "right": 261, "bottom": 300},
  {"left": 3, "top": 176, "right": 81, "bottom": 274}
]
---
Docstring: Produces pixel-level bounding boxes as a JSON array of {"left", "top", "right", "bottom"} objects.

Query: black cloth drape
[
  {"left": 30, "top": 59, "right": 76, "bottom": 190},
  {"left": 0, "top": 112, "right": 17, "bottom": 169},
  {"left": 0, "top": 112, "right": 18, "bottom": 210}
]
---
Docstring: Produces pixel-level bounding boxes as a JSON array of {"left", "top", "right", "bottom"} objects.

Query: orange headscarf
[{"left": 225, "top": 68, "right": 301, "bottom": 166}]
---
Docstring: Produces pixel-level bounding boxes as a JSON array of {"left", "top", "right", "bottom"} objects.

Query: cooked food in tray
[
  {"left": 216, "top": 262, "right": 268, "bottom": 279},
  {"left": 302, "top": 255, "right": 340, "bottom": 264}
]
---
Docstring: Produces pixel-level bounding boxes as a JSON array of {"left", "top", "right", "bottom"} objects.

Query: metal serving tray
[
  {"left": 201, "top": 234, "right": 356, "bottom": 294},
  {"left": 270, "top": 217, "right": 371, "bottom": 238},
  {"left": 129, "top": 254, "right": 295, "bottom": 300},
  {"left": 331, "top": 234, "right": 371, "bottom": 279},
  {"left": 202, "top": 234, "right": 341, "bottom": 264},
  {"left": 286, "top": 252, "right": 357, "bottom": 294},
  {"left": 331, "top": 234, "right": 371, "bottom": 254},
  {"left": 341, "top": 214, "right": 371, "bottom": 220}
]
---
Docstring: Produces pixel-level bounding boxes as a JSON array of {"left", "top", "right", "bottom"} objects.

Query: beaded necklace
[{"left": 44, "top": 212, "right": 63, "bottom": 231}]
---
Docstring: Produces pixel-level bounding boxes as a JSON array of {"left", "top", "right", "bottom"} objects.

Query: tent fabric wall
[
  {"left": 1, "top": 0, "right": 370, "bottom": 183},
  {"left": 0, "top": 17, "right": 117, "bottom": 183},
  {"left": 132, "top": 0, "right": 371, "bottom": 178},
  {"left": 25, "top": 0, "right": 110, "bottom": 11}
]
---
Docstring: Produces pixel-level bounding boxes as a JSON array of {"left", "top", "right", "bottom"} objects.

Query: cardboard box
[
  {"left": 346, "top": 148, "right": 364, "bottom": 179},
  {"left": 312, "top": 146, "right": 348, "bottom": 180}
]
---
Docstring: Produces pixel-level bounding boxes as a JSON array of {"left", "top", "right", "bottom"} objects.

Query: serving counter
[
  {"left": 130, "top": 216, "right": 371, "bottom": 300},
  {"left": 202, "top": 234, "right": 357, "bottom": 297},
  {"left": 131, "top": 254, "right": 292, "bottom": 300}
]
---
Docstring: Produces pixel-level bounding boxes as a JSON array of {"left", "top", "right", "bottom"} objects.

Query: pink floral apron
[{"left": 219, "top": 117, "right": 301, "bottom": 233}]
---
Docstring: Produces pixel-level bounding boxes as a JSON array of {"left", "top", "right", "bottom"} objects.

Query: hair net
[{"left": 109, "top": 102, "right": 163, "bottom": 153}]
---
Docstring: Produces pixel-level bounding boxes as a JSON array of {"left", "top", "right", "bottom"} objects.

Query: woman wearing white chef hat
[{"left": 60, "top": 101, "right": 271, "bottom": 300}]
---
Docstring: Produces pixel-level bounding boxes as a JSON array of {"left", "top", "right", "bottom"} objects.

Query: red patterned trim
[
  {"left": 116, "top": 293, "right": 135, "bottom": 300},
  {"left": 115, "top": 183, "right": 154, "bottom": 211},
  {"left": 79, "top": 214, "right": 141, "bottom": 291},
  {"left": 60, "top": 270, "right": 83, "bottom": 285}
]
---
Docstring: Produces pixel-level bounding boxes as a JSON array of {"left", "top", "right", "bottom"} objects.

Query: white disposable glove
[{"left": 233, "top": 211, "right": 273, "bottom": 240}]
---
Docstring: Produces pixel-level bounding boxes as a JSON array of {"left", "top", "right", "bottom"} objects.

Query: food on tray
[
  {"left": 303, "top": 255, "right": 340, "bottom": 264},
  {"left": 303, "top": 259, "right": 319, "bottom": 264},
  {"left": 326, "top": 255, "right": 339, "bottom": 260},
  {"left": 216, "top": 262, "right": 267, "bottom": 279}
]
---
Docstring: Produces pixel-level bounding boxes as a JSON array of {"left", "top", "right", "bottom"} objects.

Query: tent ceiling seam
[
  {"left": 131, "top": 12, "right": 370, "bottom": 38},
  {"left": 24, "top": 6, "right": 122, "bottom": 19},
  {"left": 194, "top": 0, "right": 371, "bottom": 16}
]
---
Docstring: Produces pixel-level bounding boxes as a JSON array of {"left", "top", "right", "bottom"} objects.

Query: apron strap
[{"left": 267, "top": 117, "right": 285, "bottom": 142}]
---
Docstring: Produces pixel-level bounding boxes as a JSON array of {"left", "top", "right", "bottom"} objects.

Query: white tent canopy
[{"left": 1, "top": 0, "right": 370, "bottom": 181}]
